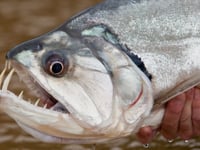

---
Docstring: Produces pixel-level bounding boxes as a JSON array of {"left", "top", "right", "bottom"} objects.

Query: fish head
[{"left": 1, "top": 28, "right": 153, "bottom": 143}]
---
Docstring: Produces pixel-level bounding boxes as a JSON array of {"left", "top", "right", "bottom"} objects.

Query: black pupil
[{"left": 51, "top": 62, "right": 63, "bottom": 74}]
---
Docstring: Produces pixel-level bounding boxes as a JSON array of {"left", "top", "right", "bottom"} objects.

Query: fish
[{"left": 0, "top": 0, "right": 200, "bottom": 144}]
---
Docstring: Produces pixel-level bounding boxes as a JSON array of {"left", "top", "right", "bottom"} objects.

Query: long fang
[
  {"left": 18, "top": 91, "right": 24, "bottom": 99},
  {"left": 0, "top": 64, "right": 7, "bottom": 88},
  {"left": 2, "top": 69, "right": 15, "bottom": 91},
  {"left": 43, "top": 104, "right": 47, "bottom": 109},
  {"left": 7, "top": 61, "right": 11, "bottom": 70},
  {"left": 34, "top": 99, "right": 40, "bottom": 106}
]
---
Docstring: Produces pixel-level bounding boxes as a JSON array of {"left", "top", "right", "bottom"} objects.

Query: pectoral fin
[{"left": 153, "top": 76, "right": 200, "bottom": 109}]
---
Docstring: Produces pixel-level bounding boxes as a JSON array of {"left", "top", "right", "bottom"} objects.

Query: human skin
[{"left": 137, "top": 87, "right": 200, "bottom": 144}]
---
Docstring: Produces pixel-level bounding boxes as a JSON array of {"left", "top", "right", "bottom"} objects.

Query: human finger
[
  {"left": 160, "top": 93, "right": 186, "bottom": 140},
  {"left": 192, "top": 87, "right": 200, "bottom": 136},
  {"left": 178, "top": 88, "right": 194, "bottom": 140}
]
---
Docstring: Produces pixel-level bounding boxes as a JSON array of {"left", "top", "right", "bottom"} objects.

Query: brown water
[{"left": 0, "top": 0, "right": 200, "bottom": 149}]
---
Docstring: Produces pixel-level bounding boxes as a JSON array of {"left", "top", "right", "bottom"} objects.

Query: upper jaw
[{"left": 1, "top": 60, "right": 70, "bottom": 113}]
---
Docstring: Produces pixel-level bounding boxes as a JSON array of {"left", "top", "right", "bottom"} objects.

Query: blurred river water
[{"left": 0, "top": 0, "right": 200, "bottom": 149}]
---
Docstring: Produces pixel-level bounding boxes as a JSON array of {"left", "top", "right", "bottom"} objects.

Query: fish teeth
[
  {"left": 43, "top": 104, "right": 47, "bottom": 109},
  {"left": 0, "top": 62, "right": 8, "bottom": 89},
  {"left": 2, "top": 69, "right": 15, "bottom": 91},
  {"left": 7, "top": 61, "right": 11, "bottom": 70},
  {"left": 0, "top": 67, "right": 7, "bottom": 89},
  {"left": 34, "top": 99, "right": 40, "bottom": 106},
  {"left": 18, "top": 91, "right": 24, "bottom": 99}
]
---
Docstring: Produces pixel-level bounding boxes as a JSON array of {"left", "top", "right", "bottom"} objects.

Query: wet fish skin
[{"left": 1, "top": 0, "right": 200, "bottom": 144}]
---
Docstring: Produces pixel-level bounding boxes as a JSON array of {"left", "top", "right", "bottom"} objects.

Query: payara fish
[{"left": 0, "top": 0, "right": 200, "bottom": 144}]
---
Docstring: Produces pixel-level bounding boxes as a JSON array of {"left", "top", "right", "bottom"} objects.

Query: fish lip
[{"left": 9, "top": 59, "right": 70, "bottom": 113}]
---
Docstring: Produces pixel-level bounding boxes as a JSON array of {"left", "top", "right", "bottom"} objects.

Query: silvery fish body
[{"left": 0, "top": 0, "right": 200, "bottom": 144}]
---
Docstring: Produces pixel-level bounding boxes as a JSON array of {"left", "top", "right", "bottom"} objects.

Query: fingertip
[
  {"left": 137, "top": 126, "right": 155, "bottom": 144},
  {"left": 139, "top": 126, "right": 153, "bottom": 136},
  {"left": 192, "top": 88, "right": 200, "bottom": 137},
  {"left": 161, "top": 94, "right": 186, "bottom": 140}
]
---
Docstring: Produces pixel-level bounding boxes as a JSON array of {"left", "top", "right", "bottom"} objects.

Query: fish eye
[
  {"left": 43, "top": 53, "right": 68, "bottom": 77},
  {"left": 49, "top": 61, "right": 64, "bottom": 75}
]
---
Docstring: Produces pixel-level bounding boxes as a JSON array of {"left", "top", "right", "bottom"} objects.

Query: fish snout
[{"left": 6, "top": 38, "right": 43, "bottom": 60}]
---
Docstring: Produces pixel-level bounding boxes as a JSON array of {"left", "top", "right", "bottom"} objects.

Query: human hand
[{"left": 136, "top": 87, "right": 200, "bottom": 144}]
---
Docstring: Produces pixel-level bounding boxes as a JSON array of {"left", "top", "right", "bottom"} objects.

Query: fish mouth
[
  {"left": 0, "top": 60, "right": 70, "bottom": 114},
  {"left": 0, "top": 60, "right": 125, "bottom": 143}
]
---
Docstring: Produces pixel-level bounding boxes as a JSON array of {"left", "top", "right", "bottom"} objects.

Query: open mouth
[{"left": 0, "top": 61, "right": 69, "bottom": 114}]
